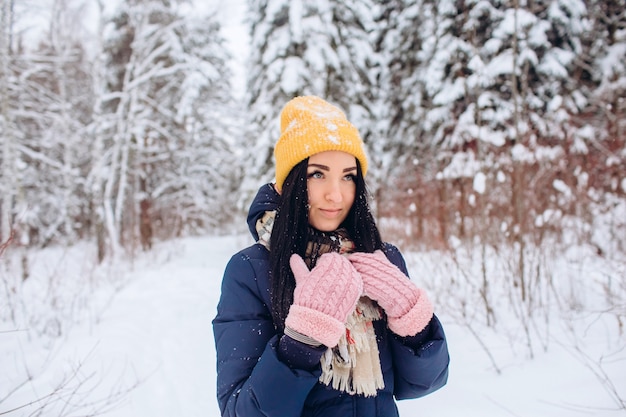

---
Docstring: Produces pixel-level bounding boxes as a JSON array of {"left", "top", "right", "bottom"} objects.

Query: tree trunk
[
  {"left": 0, "top": 0, "right": 15, "bottom": 243},
  {"left": 90, "top": 0, "right": 108, "bottom": 263},
  {"left": 510, "top": 0, "right": 527, "bottom": 301},
  {"left": 139, "top": 173, "right": 152, "bottom": 251}
]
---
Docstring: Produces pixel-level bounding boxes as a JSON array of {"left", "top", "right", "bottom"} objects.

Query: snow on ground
[{"left": 1, "top": 235, "right": 625, "bottom": 416}]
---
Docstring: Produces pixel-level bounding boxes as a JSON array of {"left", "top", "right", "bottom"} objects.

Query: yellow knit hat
[{"left": 274, "top": 96, "right": 368, "bottom": 191}]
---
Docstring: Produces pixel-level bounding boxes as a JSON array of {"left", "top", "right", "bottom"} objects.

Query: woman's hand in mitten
[
  {"left": 285, "top": 252, "right": 363, "bottom": 348},
  {"left": 349, "top": 250, "right": 433, "bottom": 337}
]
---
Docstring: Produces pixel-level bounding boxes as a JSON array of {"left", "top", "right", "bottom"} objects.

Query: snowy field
[{"left": 1, "top": 234, "right": 625, "bottom": 416}]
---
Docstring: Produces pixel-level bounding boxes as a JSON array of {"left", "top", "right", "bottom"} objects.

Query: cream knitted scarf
[{"left": 256, "top": 211, "right": 384, "bottom": 397}]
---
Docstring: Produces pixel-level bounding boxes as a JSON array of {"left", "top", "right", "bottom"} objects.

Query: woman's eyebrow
[
  {"left": 308, "top": 163, "right": 329, "bottom": 170},
  {"left": 308, "top": 164, "right": 357, "bottom": 172}
]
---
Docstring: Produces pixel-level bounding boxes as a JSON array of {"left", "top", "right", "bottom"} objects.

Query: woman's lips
[{"left": 319, "top": 208, "right": 342, "bottom": 217}]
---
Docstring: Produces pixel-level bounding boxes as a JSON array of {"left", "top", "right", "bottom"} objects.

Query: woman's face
[{"left": 306, "top": 151, "right": 357, "bottom": 231}]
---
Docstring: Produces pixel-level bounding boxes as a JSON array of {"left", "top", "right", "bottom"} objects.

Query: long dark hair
[{"left": 268, "top": 158, "right": 383, "bottom": 333}]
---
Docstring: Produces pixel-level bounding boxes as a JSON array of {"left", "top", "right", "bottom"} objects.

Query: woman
[{"left": 212, "top": 96, "right": 449, "bottom": 417}]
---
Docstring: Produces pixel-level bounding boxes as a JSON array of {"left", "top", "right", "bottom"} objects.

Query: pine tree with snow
[
  {"left": 584, "top": 0, "right": 626, "bottom": 193},
  {"left": 378, "top": 0, "right": 611, "bottom": 244},
  {"left": 375, "top": 0, "right": 436, "bottom": 171},
  {"left": 241, "top": 0, "right": 379, "bottom": 203}
]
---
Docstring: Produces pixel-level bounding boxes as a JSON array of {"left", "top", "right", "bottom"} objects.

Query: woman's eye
[
  {"left": 344, "top": 174, "right": 356, "bottom": 181},
  {"left": 307, "top": 171, "right": 324, "bottom": 179}
]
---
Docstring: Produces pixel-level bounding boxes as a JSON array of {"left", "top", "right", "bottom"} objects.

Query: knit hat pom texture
[{"left": 274, "top": 96, "right": 368, "bottom": 190}]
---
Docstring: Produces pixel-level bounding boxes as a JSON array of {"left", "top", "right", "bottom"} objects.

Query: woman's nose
[{"left": 325, "top": 182, "right": 343, "bottom": 202}]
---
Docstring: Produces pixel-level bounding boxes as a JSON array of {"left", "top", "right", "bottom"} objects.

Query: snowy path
[
  {"left": 51, "top": 236, "right": 240, "bottom": 417},
  {"left": 103, "top": 237, "right": 239, "bottom": 416}
]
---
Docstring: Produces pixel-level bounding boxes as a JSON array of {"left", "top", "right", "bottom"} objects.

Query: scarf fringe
[{"left": 319, "top": 297, "right": 385, "bottom": 397}]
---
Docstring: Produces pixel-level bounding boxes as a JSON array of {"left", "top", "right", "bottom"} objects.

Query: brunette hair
[{"left": 268, "top": 158, "right": 383, "bottom": 333}]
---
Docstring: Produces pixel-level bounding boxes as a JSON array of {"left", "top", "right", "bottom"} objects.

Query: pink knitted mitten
[
  {"left": 349, "top": 250, "right": 433, "bottom": 337},
  {"left": 285, "top": 252, "right": 363, "bottom": 348}
]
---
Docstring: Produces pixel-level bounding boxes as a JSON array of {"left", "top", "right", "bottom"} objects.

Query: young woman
[{"left": 212, "top": 96, "right": 449, "bottom": 417}]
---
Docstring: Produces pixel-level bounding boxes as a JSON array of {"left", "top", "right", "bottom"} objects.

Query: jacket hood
[{"left": 246, "top": 183, "right": 280, "bottom": 241}]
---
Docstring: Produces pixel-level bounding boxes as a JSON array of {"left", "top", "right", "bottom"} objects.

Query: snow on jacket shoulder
[{"left": 212, "top": 184, "right": 449, "bottom": 417}]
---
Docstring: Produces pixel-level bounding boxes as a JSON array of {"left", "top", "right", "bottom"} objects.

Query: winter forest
[{"left": 1, "top": 0, "right": 626, "bottom": 415}]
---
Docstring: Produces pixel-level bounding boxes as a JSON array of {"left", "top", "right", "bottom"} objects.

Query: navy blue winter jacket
[{"left": 212, "top": 184, "right": 449, "bottom": 417}]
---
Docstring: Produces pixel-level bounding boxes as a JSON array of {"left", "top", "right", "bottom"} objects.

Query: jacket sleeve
[
  {"left": 381, "top": 244, "right": 450, "bottom": 400},
  {"left": 212, "top": 250, "right": 320, "bottom": 417}
]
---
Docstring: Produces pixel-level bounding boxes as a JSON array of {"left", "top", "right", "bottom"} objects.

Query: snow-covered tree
[
  {"left": 0, "top": 0, "right": 93, "bottom": 249},
  {"left": 375, "top": 0, "right": 442, "bottom": 175},
  {"left": 147, "top": 15, "right": 242, "bottom": 239},
  {"left": 241, "top": 0, "right": 379, "bottom": 204},
  {"left": 16, "top": 0, "right": 94, "bottom": 247},
  {"left": 585, "top": 0, "right": 626, "bottom": 193},
  {"left": 92, "top": 0, "right": 239, "bottom": 257},
  {"left": 375, "top": 0, "right": 482, "bottom": 239},
  {"left": 377, "top": 0, "right": 613, "bottom": 245}
]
